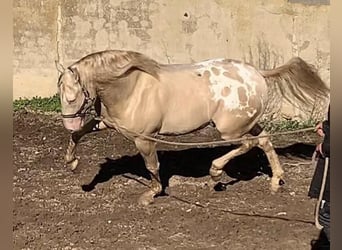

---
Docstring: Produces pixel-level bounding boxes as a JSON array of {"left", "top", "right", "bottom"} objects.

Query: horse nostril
[{"left": 279, "top": 179, "right": 285, "bottom": 186}]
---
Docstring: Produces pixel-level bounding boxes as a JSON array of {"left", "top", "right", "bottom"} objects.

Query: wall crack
[{"left": 56, "top": 1, "right": 63, "bottom": 68}]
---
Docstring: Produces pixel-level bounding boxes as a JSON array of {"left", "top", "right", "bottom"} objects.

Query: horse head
[{"left": 56, "top": 61, "right": 94, "bottom": 132}]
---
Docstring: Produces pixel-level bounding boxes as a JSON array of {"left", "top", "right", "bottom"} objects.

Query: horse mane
[
  {"left": 260, "top": 57, "right": 329, "bottom": 111},
  {"left": 70, "top": 50, "right": 160, "bottom": 86}
]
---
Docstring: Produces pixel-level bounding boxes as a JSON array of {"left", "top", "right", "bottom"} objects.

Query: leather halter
[{"left": 61, "top": 68, "right": 95, "bottom": 119}]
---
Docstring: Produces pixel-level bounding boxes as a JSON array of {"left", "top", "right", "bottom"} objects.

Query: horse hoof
[
  {"left": 209, "top": 168, "right": 223, "bottom": 182},
  {"left": 67, "top": 158, "right": 79, "bottom": 171},
  {"left": 279, "top": 179, "right": 285, "bottom": 186},
  {"left": 214, "top": 182, "right": 227, "bottom": 192},
  {"left": 138, "top": 192, "right": 154, "bottom": 206}
]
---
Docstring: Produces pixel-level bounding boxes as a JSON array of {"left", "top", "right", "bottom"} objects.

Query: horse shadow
[{"left": 81, "top": 143, "right": 315, "bottom": 193}]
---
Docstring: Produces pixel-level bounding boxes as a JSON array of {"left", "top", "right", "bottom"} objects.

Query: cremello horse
[{"left": 56, "top": 50, "right": 328, "bottom": 205}]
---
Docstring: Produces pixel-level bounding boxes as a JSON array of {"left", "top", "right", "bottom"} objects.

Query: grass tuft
[
  {"left": 260, "top": 119, "right": 317, "bottom": 133},
  {"left": 13, "top": 94, "right": 61, "bottom": 113}
]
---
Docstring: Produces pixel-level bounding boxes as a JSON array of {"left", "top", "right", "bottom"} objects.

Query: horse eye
[
  {"left": 64, "top": 94, "right": 77, "bottom": 104},
  {"left": 67, "top": 98, "right": 76, "bottom": 104}
]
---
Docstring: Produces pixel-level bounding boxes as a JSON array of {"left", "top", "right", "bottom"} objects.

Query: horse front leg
[
  {"left": 65, "top": 118, "right": 107, "bottom": 171},
  {"left": 134, "top": 138, "right": 162, "bottom": 205}
]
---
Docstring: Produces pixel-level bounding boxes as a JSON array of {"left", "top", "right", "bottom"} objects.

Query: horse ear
[{"left": 55, "top": 60, "right": 65, "bottom": 73}]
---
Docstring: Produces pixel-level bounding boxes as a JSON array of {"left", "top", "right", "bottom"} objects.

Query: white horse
[{"left": 56, "top": 50, "right": 328, "bottom": 205}]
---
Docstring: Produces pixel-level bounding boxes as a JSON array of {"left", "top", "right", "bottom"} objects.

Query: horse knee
[{"left": 258, "top": 137, "right": 274, "bottom": 152}]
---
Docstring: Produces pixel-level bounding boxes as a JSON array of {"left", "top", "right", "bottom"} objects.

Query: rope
[
  {"left": 169, "top": 194, "right": 315, "bottom": 225},
  {"left": 117, "top": 126, "right": 316, "bottom": 147}
]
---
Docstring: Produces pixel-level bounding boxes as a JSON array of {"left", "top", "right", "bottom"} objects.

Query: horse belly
[{"left": 159, "top": 101, "right": 210, "bottom": 134}]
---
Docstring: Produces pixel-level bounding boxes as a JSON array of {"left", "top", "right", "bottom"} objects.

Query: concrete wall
[{"left": 14, "top": 0, "right": 330, "bottom": 113}]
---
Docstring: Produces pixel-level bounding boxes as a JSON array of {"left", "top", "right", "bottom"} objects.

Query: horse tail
[{"left": 260, "top": 57, "right": 329, "bottom": 112}]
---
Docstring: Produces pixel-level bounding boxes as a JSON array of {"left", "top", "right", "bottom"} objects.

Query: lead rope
[
  {"left": 111, "top": 125, "right": 316, "bottom": 147},
  {"left": 313, "top": 151, "right": 329, "bottom": 230}
]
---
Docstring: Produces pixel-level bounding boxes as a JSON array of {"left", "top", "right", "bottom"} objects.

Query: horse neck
[{"left": 94, "top": 70, "right": 141, "bottom": 116}]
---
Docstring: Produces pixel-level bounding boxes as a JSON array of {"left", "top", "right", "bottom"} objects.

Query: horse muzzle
[{"left": 62, "top": 117, "right": 85, "bottom": 131}]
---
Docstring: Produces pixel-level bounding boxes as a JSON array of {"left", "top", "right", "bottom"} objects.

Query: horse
[{"left": 56, "top": 50, "right": 329, "bottom": 205}]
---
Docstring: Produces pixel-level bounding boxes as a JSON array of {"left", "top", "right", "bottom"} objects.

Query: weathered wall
[
  {"left": 13, "top": 0, "right": 330, "bottom": 112},
  {"left": 14, "top": 0, "right": 58, "bottom": 99}
]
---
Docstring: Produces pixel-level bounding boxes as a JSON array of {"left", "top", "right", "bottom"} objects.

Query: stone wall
[{"left": 13, "top": 0, "right": 330, "bottom": 118}]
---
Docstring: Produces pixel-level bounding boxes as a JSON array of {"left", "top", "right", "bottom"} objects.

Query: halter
[{"left": 61, "top": 68, "right": 95, "bottom": 119}]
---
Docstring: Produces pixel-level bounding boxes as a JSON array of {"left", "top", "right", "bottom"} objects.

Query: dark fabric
[
  {"left": 318, "top": 201, "right": 330, "bottom": 241},
  {"left": 308, "top": 105, "right": 330, "bottom": 246},
  {"left": 308, "top": 156, "right": 330, "bottom": 201},
  {"left": 321, "top": 106, "right": 330, "bottom": 157},
  {"left": 311, "top": 229, "right": 330, "bottom": 249},
  {"left": 308, "top": 105, "right": 330, "bottom": 201}
]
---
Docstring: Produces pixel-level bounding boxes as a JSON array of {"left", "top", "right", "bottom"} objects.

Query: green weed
[
  {"left": 260, "top": 119, "right": 317, "bottom": 133},
  {"left": 13, "top": 94, "right": 61, "bottom": 113}
]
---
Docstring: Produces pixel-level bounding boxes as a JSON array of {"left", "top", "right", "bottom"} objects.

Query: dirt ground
[{"left": 13, "top": 111, "right": 323, "bottom": 250}]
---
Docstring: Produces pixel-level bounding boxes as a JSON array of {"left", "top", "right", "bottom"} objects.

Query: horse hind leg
[
  {"left": 134, "top": 138, "right": 162, "bottom": 205},
  {"left": 209, "top": 135, "right": 259, "bottom": 182},
  {"left": 253, "top": 124, "right": 285, "bottom": 192},
  {"left": 209, "top": 123, "right": 285, "bottom": 193}
]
